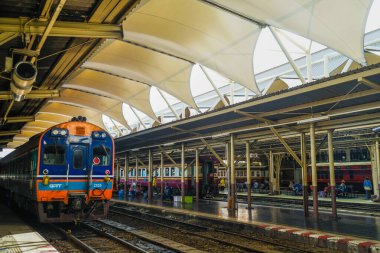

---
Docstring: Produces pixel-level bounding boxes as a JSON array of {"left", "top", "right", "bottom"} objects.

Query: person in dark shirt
[{"left": 363, "top": 177, "right": 372, "bottom": 200}]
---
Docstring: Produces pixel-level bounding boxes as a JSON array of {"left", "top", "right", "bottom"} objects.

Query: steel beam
[
  {"left": 135, "top": 156, "right": 145, "bottom": 167},
  {"left": 0, "top": 32, "right": 17, "bottom": 46},
  {"left": 0, "top": 18, "right": 122, "bottom": 39},
  {"left": 269, "top": 126, "right": 302, "bottom": 167},
  {"left": 235, "top": 109, "right": 300, "bottom": 133},
  {"left": 0, "top": 90, "right": 60, "bottom": 100},
  {"left": 1, "top": 116, "right": 34, "bottom": 124},
  {"left": 0, "top": 130, "right": 21, "bottom": 136},
  {"left": 158, "top": 146, "right": 178, "bottom": 166},
  {"left": 200, "top": 139, "right": 228, "bottom": 167},
  {"left": 358, "top": 77, "right": 380, "bottom": 91},
  {"left": 0, "top": 139, "right": 13, "bottom": 143}
]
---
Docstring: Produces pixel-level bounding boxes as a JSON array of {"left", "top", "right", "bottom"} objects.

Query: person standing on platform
[
  {"left": 363, "top": 177, "right": 372, "bottom": 200},
  {"left": 152, "top": 176, "right": 157, "bottom": 194},
  {"left": 219, "top": 177, "right": 225, "bottom": 192}
]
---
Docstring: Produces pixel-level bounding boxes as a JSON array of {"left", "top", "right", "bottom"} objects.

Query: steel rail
[
  {"left": 111, "top": 205, "right": 311, "bottom": 253},
  {"left": 110, "top": 207, "right": 271, "bottom": 253}
]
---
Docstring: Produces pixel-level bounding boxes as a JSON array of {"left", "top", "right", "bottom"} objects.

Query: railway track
[
  {"left": 110, "top": 205, "right": 330, "bottom": 253},
  {"left": 51, "top": 223, "right": 146, "bottom": 253}
]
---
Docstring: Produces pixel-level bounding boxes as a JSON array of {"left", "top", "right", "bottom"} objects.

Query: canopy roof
[{"left": 1, "top": 0, "right": 375, "bottom": 149}]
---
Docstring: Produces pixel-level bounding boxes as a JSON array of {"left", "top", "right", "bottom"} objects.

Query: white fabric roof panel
[
  {"left": 38, "top": 103, "right": 106, "bottom": 128},
  {"left": 122, "top": 0, "right": 262, "bottom": 94},
  {"left": 64, "top": 69, "right": 157, "bottom": 120},
  {"left": 35, "top": 113, "right": 72, "bottom": 124},
  {"left": 210, "top": 0, "right": 373, "bottom": 65},
  {"left": 52, "top": 89, "right": 129, "bottom": 128},
  {"left": 84, "top": 40, "right": 198, "bottom": 110}
]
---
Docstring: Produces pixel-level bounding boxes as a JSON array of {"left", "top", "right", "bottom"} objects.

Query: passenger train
[{"left": 0, "top": 117, "right": 114, "bottom": 222}]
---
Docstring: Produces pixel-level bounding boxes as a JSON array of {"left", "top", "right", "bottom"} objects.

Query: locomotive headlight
[
  {"left": 51, "top": 128, "right": 68, "bottom": 137},
  {"left": 43, "top": 175, "right": 50, "bottom": 186},
  {"left": 92, "top": 131, "right": 107, "bottom": 139}
]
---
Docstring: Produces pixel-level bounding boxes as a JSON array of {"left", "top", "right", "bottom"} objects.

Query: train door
[{"left": 69, "top": 144, "right": 89, "bottom": 178}]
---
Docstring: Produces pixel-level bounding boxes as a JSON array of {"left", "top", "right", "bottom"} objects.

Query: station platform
[
  {"left": 0, "top": 203, "right": 58, "bottom": 253},
  {"left": 216, "top": 191, "right": 380, "bottom": 215},
  {"left": 112, "top": 197, "right": 380, "bottom": 252}
]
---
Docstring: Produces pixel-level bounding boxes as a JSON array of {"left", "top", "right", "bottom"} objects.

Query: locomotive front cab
[{"left": 36, "top": 121, "right": 114, "bottom": 222}]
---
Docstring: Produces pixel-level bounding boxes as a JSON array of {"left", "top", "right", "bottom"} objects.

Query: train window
[
  {"left": 43, "top": 144, "right": 66, "bottom": 165},
  {"left": 93, "top": 145, "right": 110, "bottom": 166},
  {"left": 73, "top": 149, "right": 84, "bottom": 169},
  {"left": 171, "top": 167, "right": 176, "bottom": 176},
  {"left": 165, "top": 168, "right": 170, "bottom": 176}
]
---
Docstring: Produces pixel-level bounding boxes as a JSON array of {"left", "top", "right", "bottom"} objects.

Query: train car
[
  {"left": 124, "top": 166, "right": 194, "bottom": 193},
  {"left": 307, "top": 148, "right": 372, "bottom": 191},
  {"left": 216, "top": 162, "right": 268, "bottom": 184},
  {"left": 0, "top": 118, "right": 114, "bottom": 222},
  {"left": 307, "top": 162, "right": 372, "bottom": 191},
  {"left": 117, "top": 160, "right": 215, "bottom": 195}
]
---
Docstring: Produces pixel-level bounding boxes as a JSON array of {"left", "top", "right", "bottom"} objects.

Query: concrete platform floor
[{"left": 113, "top": 196, "right": 380, "bottom": 241}]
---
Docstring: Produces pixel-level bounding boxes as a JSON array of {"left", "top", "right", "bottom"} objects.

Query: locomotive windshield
[
  {"left": 43, "top": 144, "right": 66, "bottom": 165},
  {"left": 93, "top": 145, "right": 111, "bottom": 166}
]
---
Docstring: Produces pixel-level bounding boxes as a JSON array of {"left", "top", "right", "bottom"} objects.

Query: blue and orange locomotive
[{"left": 0, "top": 117, "right": 114, "bottom": 222}]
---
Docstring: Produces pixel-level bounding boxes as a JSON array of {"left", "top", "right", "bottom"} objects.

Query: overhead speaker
[{"left": 11, "top": 61, "right": 37, "bottom": 102}]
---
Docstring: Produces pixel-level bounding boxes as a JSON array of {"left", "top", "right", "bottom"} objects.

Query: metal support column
[
  {"left": 376, "top": 139, "right": 380, "bottom": 198},
  {"left": 226, "top": 142, "right": 231, "bottom": 201},
  {"left": 148, "top": 149, "right": 153, "bottom": 200},
  {"left": 310, "top": 123, "right": 319, "bottom": 218},
  {"left": 327, "top": 130, "right": 337, "bottom": 219},
  {"left": 269, "top": 150, "right": 274, "bottom": 193},
  {"left": 135, "top": 156, "right": 138, "bottom": 185},
  {"left": 124, "top": 153, "right": 128, "bottom": 199},
  {"left": 246, "top": 141, "right": 252, "bottom": 209},
  {"left": 229, "top": 134, "right": 236, "bottom": 209},
  {"left": 115, "top": 158, "right": 119, "bottom": 191},
  {"left": 181, "top": 143, "right": 185, "bottom": 197},
  {"left": 160, "top": 153, "right": 164, "bottom": 199},
  {"left": 195, "top": 148, "right": 200, "bottom": 201},
  {"left": 301, "top": 133, "right": 309, "bottom": 217}
]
